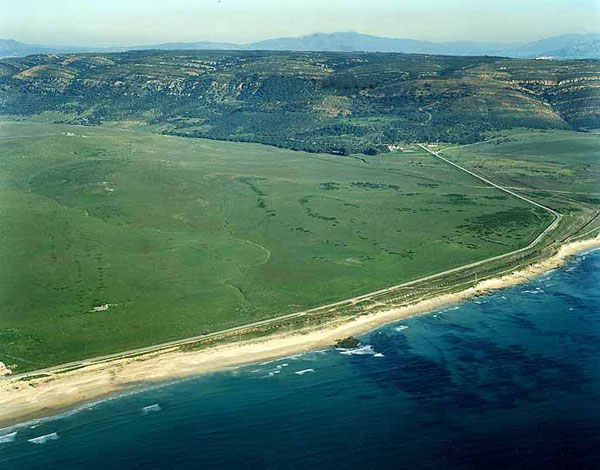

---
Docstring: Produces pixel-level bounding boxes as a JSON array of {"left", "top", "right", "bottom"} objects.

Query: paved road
[{"left": 3, "top": 143, "right": 564, "bottom": 381}]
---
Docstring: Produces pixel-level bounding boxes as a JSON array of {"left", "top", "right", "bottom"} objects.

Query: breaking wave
[
  {"left": 337, "top": 345, "right": 377, "bottom": 356},
  {"left": 521, "top": 288, "right": 544, "bottom": 294},
  {"left": 440, "top": 305, "right": 461, "bottom": 313},
  {"left": 28, "top": 432, "right": 59, "bottom": 444},
  {"left": 0, "top": 431, "right": 17, "bottom": 444},
  {"left": 142, "top": 404, "right": 162, "bottom": 414}
]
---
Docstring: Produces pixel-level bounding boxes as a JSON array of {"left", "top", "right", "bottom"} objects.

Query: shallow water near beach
[{"left": 1, "top": 250, "right": 599, "bottom": 469}]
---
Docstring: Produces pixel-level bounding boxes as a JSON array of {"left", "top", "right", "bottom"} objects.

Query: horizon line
[{"left": 4, "top": 30, "right": 599, "bottom": 50}]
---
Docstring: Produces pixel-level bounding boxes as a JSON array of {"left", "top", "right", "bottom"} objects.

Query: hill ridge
[{"left": 2, "top": 32, "right": 600, "bottom": 59}]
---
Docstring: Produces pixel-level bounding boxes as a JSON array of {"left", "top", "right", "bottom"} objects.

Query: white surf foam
[
  {"left": 294, "top": 369, "right": 315, "bottom": 375},
  {"left": 521, "top": 288, "right": 544, "bottom": 294},
  {"left": 338, "top": 345, "right": 376, "bottom": 356},
  {"left": 142, "top": 404, "right": 161, "bottom": 414},
  {"left": 0, "top": 375, "right": 201, "bottom": 436},
  {"left": 440, "top": 306, "right": 461, "bottom": 313},
  {"left": 579, "top": 245, "right": 600, "bottom": 259},
  {"left": 374, "top": 353, "right": 385, "bottom": 358},
  {"left": 394, "top": 325, "right": 408, "bottom": 332},
  {"left": 259, "top": 360, "right": 274, "bottom": 366},
  {"left": 0, "top": 431, "right": 17, "bottom": 444},
  {"left": 28, "top": 432, "right": 59, "bottom": 444}
]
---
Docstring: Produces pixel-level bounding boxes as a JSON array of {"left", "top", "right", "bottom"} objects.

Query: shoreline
[{"left": 1, "top": 235, "right": 599, "bottom": 431}]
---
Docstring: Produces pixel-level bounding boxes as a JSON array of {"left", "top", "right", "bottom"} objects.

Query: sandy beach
[{"left": 1, "top": 234, "right": 599, "bottom": 430}]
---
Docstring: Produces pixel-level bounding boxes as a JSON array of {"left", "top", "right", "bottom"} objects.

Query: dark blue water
[{"left": 1, "top": 250, "right": 600, "bottom": 470}]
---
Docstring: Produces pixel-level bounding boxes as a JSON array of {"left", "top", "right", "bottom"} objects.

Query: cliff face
[{"left": 1, "top": 51, "right": 599, "bottom": 154}]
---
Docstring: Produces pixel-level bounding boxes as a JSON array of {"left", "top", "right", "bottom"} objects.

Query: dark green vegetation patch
[{"left": 0, "top": 50, "right": 598, "bottom": 155}]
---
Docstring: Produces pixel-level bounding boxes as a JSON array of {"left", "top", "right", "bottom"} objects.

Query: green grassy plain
[
  {"left": 443, "top": 130, "right": 600, "bottom": 215},
  {"left": 0, "top": 120, "right": 564, "bottom": 371}
]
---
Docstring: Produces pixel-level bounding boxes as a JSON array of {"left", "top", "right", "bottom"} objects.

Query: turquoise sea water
[{"left": 1, "top": 250, "right": 599, "bottom": 469}]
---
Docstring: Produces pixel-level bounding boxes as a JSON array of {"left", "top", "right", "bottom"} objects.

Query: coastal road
[
  {"left": 3, "top": 143, "right": 565, "bottom": 381},
  {"left": 418, "top": 144, "right": 562, "bottom": 236}
]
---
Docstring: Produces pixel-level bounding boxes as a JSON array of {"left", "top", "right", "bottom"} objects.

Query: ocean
[{"left": 1, "top": 250, "right": 599, "bottom": 469}]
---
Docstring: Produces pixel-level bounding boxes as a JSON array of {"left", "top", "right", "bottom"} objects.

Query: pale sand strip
[{"left": 1, "top": 235, "right": 599, "bottom": 429}]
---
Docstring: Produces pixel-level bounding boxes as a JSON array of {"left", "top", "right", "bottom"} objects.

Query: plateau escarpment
[{"left": 0, "top": 51, "right": 599, "bottom": 154}]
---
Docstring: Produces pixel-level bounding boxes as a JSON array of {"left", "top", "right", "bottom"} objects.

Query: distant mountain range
[{"left": 2, "top": 32, "right": 599, "bottom": 59}]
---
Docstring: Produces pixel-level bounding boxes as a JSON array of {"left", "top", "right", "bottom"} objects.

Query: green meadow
[
  {"left": 0, "top": 121, "right": 558, "bottom": 371},
  {"left": 442, "top": 130, "right": 600, "bottom": 214}
]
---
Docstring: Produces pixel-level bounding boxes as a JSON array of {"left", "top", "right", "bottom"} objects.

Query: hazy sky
[{"left": 1, "top": 0, "right": 598, "bottom": 46}]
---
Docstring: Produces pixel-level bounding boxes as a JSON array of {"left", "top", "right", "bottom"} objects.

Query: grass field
[
  {"left": 0, "top": 120, "right": 575, "bottom": 372},
  {"left": 442, "top": 130, "right": 600, "bottom": 216}
]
